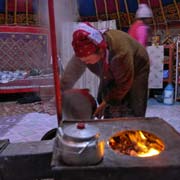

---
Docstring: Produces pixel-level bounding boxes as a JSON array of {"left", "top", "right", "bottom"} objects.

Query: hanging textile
[{"left": 147, "top": 45, "right": 164, "bottom": 89}]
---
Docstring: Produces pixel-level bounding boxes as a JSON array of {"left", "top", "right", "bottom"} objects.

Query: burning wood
[{"left": 108, "top": 130, "right": 165, "bottom": 157}]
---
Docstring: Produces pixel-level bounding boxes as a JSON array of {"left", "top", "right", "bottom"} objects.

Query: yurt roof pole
[
  {"left": 93, "top": 0, "right": 99, "bottom": 21},
  {"left": 115, "top": 0, "right": 122, "bottom": 30},
  {"left": 48, "top": 0, "right": 62, "bottom": 126},
  {"left": 147, "top": 0, "right": 156, "bottom": 35},
  {"left": 103, "top": 0, "right": 109, "bottom": 21}
]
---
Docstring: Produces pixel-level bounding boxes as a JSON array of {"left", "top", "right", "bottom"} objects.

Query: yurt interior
[
  {"left": 0, "top": 0, "right": 180, "bottom": 180},
  {"left": 0, "top": 1, "right": 180, "bottom": 179},
  {"left": 0, "top": 0, "right": 180, "bottom": 141}
]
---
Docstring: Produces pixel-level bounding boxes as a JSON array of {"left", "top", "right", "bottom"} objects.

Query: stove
[{"left": 52, "top": 117, "right": 180, "bottom": 180}]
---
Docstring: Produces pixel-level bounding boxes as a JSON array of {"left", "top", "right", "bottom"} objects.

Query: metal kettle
[{"left": 57, "top": 122, "right": 104, "bottom": 166}]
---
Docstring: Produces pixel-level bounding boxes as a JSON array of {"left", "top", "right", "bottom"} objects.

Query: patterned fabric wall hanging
[{"left": 0, "top": 30, "right": 50, "bottom": 72}]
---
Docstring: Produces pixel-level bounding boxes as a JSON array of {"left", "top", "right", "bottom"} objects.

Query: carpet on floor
[{"left": 0, "top": 100, "right": 56, "bottom": 116}]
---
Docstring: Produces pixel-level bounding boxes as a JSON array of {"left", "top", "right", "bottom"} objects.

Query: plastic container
[
  {"left": 163, "top": 70, "right": 169, "bottom": 79},
  {"left": 163, "top": 83, "right": 174, "bottom": 105}
]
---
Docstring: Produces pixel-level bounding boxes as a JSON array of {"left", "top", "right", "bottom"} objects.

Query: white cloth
[{"left": 147, "top": 45, "right": 164, "bottom": 89}]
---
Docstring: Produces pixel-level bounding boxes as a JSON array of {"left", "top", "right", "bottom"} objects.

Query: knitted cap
[{"left": 136, "top": 4, "right": 153, "bottom": 18}]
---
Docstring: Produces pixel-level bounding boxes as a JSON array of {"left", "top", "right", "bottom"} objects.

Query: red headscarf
[{"left": 72, "top": 22, "right": 107, "bottom": 58}]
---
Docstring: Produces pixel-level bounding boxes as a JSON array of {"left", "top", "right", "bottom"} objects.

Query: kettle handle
[
  {"left": 55, "top": 135, "right": 91, "bottom": 155},
  {"left": 78, "top": 133, "right": 100, "bottom": 154},
  {"left": 58, "top": 126, "right": 64, "bottom": 136},
  {"left": 56, "top": 133, "right": 100, "bottom": 155}
]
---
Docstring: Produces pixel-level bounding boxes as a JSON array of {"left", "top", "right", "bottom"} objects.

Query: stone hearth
[{"left": 52, "top": 117, "right": 180, "bottom": 180}]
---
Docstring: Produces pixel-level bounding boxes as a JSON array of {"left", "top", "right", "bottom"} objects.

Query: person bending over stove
[{"left": 61, "top": 22, "right": 150, "bottom": 118}]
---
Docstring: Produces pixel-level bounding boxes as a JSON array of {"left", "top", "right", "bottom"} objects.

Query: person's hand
[{"left": 93, "top": 100, "right": 106, "bottom": 119}]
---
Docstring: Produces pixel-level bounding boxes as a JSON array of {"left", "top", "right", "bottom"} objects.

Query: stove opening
[{"left": 108, "top": 130, "right": 165, "bottom": 157}]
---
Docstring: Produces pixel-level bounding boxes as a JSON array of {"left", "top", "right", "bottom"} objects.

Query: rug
[{"left": 0, "top": 100, "right": 57, "bottom": 117}]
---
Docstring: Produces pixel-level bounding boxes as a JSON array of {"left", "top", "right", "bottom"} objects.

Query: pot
[
  {"left": 56, "top": 122, "right": 104, "bottom": 166},
  {"left": 62, "top": 89, "right": 97, "bottom": 120}
]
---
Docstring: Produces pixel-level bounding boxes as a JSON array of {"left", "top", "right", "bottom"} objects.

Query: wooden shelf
[
  {"left": 163, "top": 78, "right": 169, "bottom": 83},
  {"left": 163, "top": 44, "right": 175, "bottom": 84},
  {"left": 176, "top": 97, "right": 180, "bottom": 101},
  {"left": 164, "top": 60, "right": 169, "bottom": 64}
]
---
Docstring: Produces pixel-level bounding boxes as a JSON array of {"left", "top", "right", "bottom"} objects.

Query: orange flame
[
  {"left": 128, "top": 131, "right": 164, "bottom": 157},
  {"left": 109, "top": 130, "right": 165, "bottom": 157}
]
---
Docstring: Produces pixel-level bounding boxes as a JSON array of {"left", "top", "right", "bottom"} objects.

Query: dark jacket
[{"left": 61, "top": 29, "right": 150, "bottom": 117}]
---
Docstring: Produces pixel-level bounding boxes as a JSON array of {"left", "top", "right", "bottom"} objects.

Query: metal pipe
[{"left": 48, "top": 0, "right": 62, "bottom": 126}]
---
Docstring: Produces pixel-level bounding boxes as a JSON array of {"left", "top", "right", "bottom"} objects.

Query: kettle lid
[{"left": 63, "top": 123, "right": 99, "bottom": 141}]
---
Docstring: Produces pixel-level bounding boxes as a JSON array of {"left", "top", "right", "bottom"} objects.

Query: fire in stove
[{"left": 108, "top": 130, "right": 165, "bottom": 157}]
